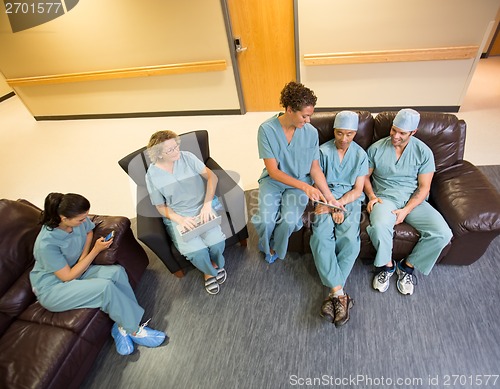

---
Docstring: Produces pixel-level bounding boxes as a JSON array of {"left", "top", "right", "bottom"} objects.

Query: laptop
[{"left": 176, "top": 215, "right": 222, "bottom": 242}]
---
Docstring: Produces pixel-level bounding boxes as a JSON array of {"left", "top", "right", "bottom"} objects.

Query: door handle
[{"left": 234, "top": 37, "right": 247, "bottom": 53}]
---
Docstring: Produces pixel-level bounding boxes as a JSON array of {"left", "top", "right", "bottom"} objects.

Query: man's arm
[
  {"left": 363, "top": 168, "right": 382, "bottom": 213},
  {"left": 338, "top": 175, "right": 366, "bottom": 206},
  {"left": 393, "top": 172, "right": 433, "bottom": 225}
]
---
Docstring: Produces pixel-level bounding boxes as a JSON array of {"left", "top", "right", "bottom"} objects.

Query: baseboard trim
[
  {"left": 0, "top": 92, "right": 15, "bottom": 103},
  {"left": 315, "top": 105, "right": 460, "bottom": 113},
  {"left": 34, "top": 109, "right": 243, "bottom": 121}
]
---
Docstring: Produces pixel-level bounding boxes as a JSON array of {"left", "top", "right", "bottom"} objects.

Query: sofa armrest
[
  {"left": 431, "top": 161, "right": 500, "bottom": 236},
  {"left": 90, "top": 215, "right": 149, "bottom": 287}
]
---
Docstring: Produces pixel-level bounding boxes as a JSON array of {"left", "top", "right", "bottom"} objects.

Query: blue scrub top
[
  {"left": 257, "top": 114, "right": 320, "bottom": 184},
  {"left": 30, "top": 217, "right": 95, "bottom": 292},
  {"left": 319, "top": 140, "right": 369, "bottom": 200},
  {"left": 146, "top": 151, "right": 206, "bottom": 217},
  {"left": 367, "top": 136, "right": 435, "bottom": 202}
]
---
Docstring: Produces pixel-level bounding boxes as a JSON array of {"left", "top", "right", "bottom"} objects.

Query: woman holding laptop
[{"left": 145, "top": 130, "right": 226, "bottom": 295}]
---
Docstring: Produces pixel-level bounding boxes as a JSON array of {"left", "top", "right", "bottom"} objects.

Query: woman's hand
[
  {"left": 178, "top": 216, "right": 198, "bottom": 231},
  {"left": 199, "top": 202, "right": 216, "bottom": 224},
  {"left": 303, "top": 184, "right": 326, "bottom": 202},
  {"left": 93, "top": 237, "right": 113, "bottom": 253}
]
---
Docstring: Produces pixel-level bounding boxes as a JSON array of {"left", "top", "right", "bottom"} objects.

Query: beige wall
[
  {"left": 0, "top": 0, "right": 240, "bottom": 116},
  {"left": 0, "top": 73, "right": 12, "bottom": 97},
  {"left": 2, "top": 1, "right": 500, "bottom": 116},
  {"left": 298, "top": 0, "right": 500, "bottom": 108}
]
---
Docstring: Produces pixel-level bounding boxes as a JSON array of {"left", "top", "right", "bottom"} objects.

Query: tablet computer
[{"left": 313, "top": 200, "right": 347, "bottom": 213}]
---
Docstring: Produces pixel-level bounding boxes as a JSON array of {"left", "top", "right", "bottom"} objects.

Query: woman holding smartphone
[{"left": 30, "top": 192, "right": 166, "bottom": 356}]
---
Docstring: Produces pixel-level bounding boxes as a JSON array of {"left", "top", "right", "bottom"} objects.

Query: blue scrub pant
[
  {"left": 310, "top": 201, "right": 361, "bottom": 288},
  {"left": 367, "top": 198, "right": 452, "bottom": 275},
  {"left": 168, "top": 222, "right": 226, "bottom": 277},
  {"left": 36, "top": 265, "right": 144, "bottom": 334},
  {"left": 251, "top": 178, "right": 309, "bottom": 260}
]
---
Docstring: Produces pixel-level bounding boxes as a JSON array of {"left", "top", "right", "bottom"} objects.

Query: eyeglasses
[{"left": 163, "top": 144, "right": 180, "bottom": 155}]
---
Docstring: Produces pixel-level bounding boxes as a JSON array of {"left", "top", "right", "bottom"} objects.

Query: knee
[{"left": 434, "top": 227, "right": 453, "bottom": 244}]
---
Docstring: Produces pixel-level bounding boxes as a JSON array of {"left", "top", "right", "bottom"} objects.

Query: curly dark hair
[{"left": 279, "top": 81, "right": 317, "bottom": 111}]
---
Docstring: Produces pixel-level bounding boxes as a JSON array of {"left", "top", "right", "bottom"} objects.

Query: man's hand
[
  {"left": 392, "top": 208, "right": 410, "bottom": 225},
  {"left": 367, "top": 197, "right": 383, "bottom": 213}
]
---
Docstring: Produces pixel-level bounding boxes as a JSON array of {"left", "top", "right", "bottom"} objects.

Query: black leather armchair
[{"left": 118, "top": 130, "right": 248, "bottom": 277}]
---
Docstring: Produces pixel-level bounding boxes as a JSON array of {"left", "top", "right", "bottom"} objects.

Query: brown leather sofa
[
  {"left": 288, "top": 110, "right": 500, "bottom": 266},
  {"left": 0, "top": 199, "right": 149, "bottom": 389}
]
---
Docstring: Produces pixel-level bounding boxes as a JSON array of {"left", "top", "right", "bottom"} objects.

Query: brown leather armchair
[
  {"left": 118, "top": 130, "right": 249, "bottom": 277},
  {"left": 0, "top": 199, "right": 149, "bottom": 389},
  {"left": 290, "top": 111, "right": 500, "bottom": 266}
]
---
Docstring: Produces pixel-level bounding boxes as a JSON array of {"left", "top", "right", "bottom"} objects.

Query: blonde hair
[{"left": 147, "top": 130, "right": 180, "bottom": 163}]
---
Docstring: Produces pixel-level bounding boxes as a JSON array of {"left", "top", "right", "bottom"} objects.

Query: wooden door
[
  {"left": 226, "top": 0, "right": 296, "bottom": 111},
  {"left": 490, "top": 28, "right": 500, "bottom": 56}
]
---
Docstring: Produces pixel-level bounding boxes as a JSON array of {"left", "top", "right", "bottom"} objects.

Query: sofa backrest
[
  {"left": 0, "top": 199, "right": 41, "bottom": 336},
  {"left": 310, "top": 111, "right": 375, "bottom": 151},
  {"left": 374, "top": 111, "right": 466, "bottom": 171}
]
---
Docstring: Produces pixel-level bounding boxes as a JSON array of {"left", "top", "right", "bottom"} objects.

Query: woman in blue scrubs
[
  {"left": 30, "top": 193, "right": 166, "bottom": 356},
  {"left": 251, "top": 81, "right": 332, "bottom": 263},
  {"left": 146, "top": 130, "right": 226, "bottom": 295}
]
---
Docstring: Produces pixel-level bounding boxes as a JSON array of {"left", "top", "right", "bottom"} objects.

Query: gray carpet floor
[{"left": 81, "top": 166, "right": 500, "bottom": 389}]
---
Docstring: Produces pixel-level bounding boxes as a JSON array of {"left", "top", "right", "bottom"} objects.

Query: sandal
[
  {"left": 204, "top": 276, "right": 220, "bottom": 295},
  {"left": 216, "top": 268, "right": 227, "bottom": 284}
]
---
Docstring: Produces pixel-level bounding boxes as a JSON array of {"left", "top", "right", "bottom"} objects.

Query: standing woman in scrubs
[
  {"left": 252, "top": 81, "right": 332, "bottom": 263},
  {"left": 30, "top": 193, "right": 166, "bottom": 356},
  {"left": 145, "top": 130, "right": 227, "bottom": 295}
]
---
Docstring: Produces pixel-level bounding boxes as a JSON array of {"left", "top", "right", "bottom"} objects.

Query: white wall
[{"left": 298, "top": 0, "right": 500, "bottom": 108}]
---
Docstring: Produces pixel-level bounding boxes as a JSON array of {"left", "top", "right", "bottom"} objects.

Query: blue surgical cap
[
  {"left": 393, "top": 109, "right": 420, "bottom": 132},
  {"left": 334, "top": 111, "right": 359, "bottom": 131}
]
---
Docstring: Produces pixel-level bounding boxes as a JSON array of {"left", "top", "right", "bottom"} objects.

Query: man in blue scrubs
[
  {"left": 252, "top": 81, "right": 331, "bottom": 263},
  {"left": 310, "top": 111, "right": 368, "bottom": 327},
  {"left": 364, "top": 109, "right": 452, "bottom": 295}
]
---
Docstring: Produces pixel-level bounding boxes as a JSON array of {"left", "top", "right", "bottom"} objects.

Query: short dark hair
[{"left": 279, "top": 81, "right": 317, "bottom": 111}]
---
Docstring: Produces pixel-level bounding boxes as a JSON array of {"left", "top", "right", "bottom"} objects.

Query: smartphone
[{"left": 103, "top": 231, "right": 114, "bottom": 242}]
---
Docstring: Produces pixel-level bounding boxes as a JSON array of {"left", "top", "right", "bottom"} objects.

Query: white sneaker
[
  {"left": 372, "top": 262, "right": 395, "bottom": 293},
  {"left": 396, "top": 261, "right": 417, "bottom": 295}
]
